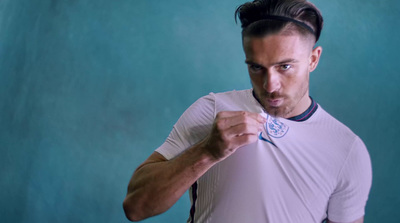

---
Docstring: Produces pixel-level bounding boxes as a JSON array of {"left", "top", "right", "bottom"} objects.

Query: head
[{"left": 235, "top": 0, "right": 324, "bottom": 118}]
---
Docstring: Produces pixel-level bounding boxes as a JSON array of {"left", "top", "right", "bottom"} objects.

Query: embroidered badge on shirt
[
  {"left": 267, "top": 116, "right": 289, "bottom": 138},
  {"left": 258, "top": 114, "right": 289, "bottom": 147}
]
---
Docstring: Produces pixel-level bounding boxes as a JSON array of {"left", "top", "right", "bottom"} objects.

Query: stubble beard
[
  {"left": 262, "top": 96, "right": 292, "bottom": 118},
  {"left": 255, "top": 82, "right": 309, "bottom": 119}
]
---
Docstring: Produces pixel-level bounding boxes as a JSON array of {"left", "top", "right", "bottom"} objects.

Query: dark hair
[{"left": 235, "top": 0, "right": 323, "bottom": 42}]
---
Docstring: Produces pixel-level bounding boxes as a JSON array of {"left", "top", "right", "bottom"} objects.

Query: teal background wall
[{"left": 0, "top": 0, "right": 398, "bottom": 222}]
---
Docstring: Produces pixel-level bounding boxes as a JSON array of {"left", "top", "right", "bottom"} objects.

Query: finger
[
  {"left": 224, "top": 122, "right": 263, "bottom": 138},
  {"left": 214, "top": 117, "right": 262, "bottom": 136},
  {"left": 232, "top": 133, "right": 259, "bottom": 148},
  {"left": 217, "top": 112, "right": 266, "bottom": 130},
  {"left": 217, "top": 111, "right": 265, "bottom": 122},
  {"left": 216, "top": 111, "right": 247, "bottom": 121},
  {"left": 226, "top": 115, "right": 266, "bottom": 132}
]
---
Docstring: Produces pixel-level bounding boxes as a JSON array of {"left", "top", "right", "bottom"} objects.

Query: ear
[{"left": 309, "top": 46, "right": 322, "bottom": 72}]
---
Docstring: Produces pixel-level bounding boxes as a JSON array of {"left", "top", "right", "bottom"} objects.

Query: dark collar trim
[{"left": 288, "top": 97, "right": 318, "bottom": 122}]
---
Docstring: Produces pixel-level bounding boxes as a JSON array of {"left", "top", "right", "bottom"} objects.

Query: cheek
[
  {"left": 292, "top": 74, "right": 310, "bottom": 96},
  {"left": 283, "top": 71, "right": 309, "bottom": 92},
  {"left": 293, "top": 66, "right": 310, "bottom": 83}
]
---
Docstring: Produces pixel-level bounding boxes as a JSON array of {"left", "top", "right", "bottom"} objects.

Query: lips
[{"left": 267, "top": 98, "right": 283, "bottom": 107}]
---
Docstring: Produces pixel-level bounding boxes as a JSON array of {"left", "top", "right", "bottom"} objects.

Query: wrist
[{"left": 194, "top": 137, "right": 223, "bottom": 163}]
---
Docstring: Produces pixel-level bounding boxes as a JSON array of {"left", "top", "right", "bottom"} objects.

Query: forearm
[
  {"left": 123, "top": 111, "right": 265, "bottom": 221},
  {"left": 123, "top": 140, "right": 217, "bottom": 221}
]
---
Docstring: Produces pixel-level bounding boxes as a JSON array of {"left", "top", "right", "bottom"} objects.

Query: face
[{"left": 243, "top": 33, "right": 322, "bottom": 118}]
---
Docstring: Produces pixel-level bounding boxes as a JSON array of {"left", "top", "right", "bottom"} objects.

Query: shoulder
[
  {"left": 315, "top": 105, "right": 371, "bottom": 192},
  {"left": 212, "top": 88, "right": 252, "bottom": 100},
  {"left": 212, "top": 89, "right": 261, "bottom": 112},
  {"left": 302, "top": 105, "right": 369, "bottom": 166},
  {"left": 178, "top": 89, "right": 253, "bottom": 120},
  {"left": 312, "top": 105, "right": 359, "bottom": 142}
]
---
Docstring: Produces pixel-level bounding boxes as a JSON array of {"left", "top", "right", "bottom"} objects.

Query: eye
[
  {"left": 279, "top": 64, "right": 292, "bottom": 71},
  {"left": 249, "top": 64, "right": 263, "bottom": 73}
]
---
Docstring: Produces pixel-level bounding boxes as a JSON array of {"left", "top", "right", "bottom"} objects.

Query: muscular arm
[
  {"left": 327, "top": 216, "right": 364, "bottom": 223},
  {"left": 123, "top": 142, "right": 217, "bottom": 221},
  {"left": 123, "top": 111, "right": 266, "bottom": 221}
]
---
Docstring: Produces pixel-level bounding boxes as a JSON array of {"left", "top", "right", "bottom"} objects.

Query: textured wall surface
[{"left": 1, "top": 0, "right": 399, "bottom": 222}]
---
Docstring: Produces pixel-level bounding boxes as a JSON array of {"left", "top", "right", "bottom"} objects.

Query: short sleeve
[
  {"left": 155, "top": 94, "right": 215, "bottom": 160},
  {"left": 327, "top": 136, "right": 372, "bottom": 222}
]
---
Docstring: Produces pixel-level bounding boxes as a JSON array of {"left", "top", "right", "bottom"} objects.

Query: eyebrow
[{"left": 245, "top": 58, "right": 299, "bottom": 66}]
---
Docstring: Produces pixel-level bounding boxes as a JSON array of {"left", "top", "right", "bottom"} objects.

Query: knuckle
[
  {"left": 243, "top": 115, "right": 251, "bottom": 123},
  {"left": 239, "top": 111, "right": 248, "bottom": 119},
  {"left": 216, "top": 111, "right": 225, "bottom": 118},
  {"left": 237, "top": 115, "right": 247, "bottom": 124},
  {"left": 242, "top": 113, "right": 254, "bottom": 123},
  {"left": 215, "top": 119, "right": 225, "bottom": 130}
]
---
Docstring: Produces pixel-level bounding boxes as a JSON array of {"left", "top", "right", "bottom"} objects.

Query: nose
[{"left": 264, "top": 71, "right": 281, "bottom": 93}]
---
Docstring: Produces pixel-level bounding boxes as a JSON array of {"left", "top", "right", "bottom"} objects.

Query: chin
[
  {"left": 264, "top": 107, "right": 283, "bottom": 118},
  {"left": 264, "top": 105, "right": 293, "bottom": 118}
]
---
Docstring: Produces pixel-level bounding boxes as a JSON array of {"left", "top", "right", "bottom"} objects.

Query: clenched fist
[{"left": 201, "top": 111, "right": 266, "bottom": 161}]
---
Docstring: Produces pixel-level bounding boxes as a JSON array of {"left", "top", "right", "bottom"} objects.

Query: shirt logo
[
  {"left": 259, "top": 114, "right": 289, "bottom": 147},
  {"left": 267, "top": 116, "right": 289, "bottom": 138}
]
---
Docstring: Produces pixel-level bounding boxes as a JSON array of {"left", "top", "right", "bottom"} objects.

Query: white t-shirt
[{"left": 156, "top": 89, "right": 372, "bottom": 223}]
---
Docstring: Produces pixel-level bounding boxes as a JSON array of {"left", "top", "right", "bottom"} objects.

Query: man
[{"left": 123, "top": 0, "right": 372, "bottom": 222}]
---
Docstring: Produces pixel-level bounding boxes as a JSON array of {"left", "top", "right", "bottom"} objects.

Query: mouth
[
  {"left": 253, "top": 91, "right": 285, "bottom": 108},
  {"left": 266, "top": 98, "right": 284, "bottom": 107}
]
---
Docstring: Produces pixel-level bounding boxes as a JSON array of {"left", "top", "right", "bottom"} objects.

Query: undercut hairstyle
[{"left": 235, "top": 0, "right": 324, "bottom": 43}]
